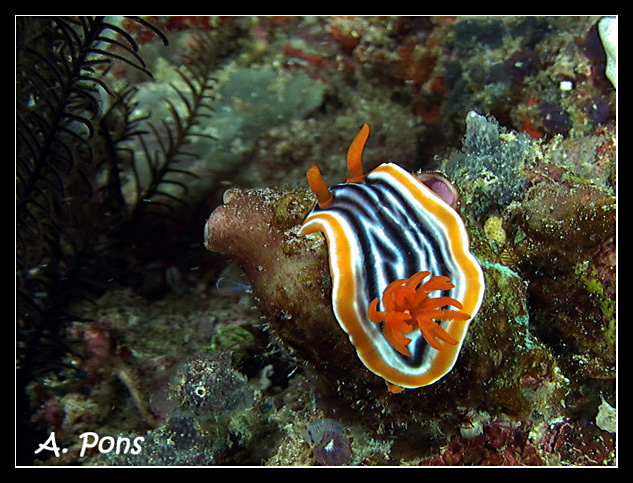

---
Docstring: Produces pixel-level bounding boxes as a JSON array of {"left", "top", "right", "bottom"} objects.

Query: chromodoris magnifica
[{"left": 299, "top": 124, "right": 485, "bottom": 393}]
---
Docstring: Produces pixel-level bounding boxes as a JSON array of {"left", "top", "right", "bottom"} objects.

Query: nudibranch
[{"left": 299, "top": 124, "right": 485, "bottom": 393}]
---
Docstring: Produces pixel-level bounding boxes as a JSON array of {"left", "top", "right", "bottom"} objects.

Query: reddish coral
[
  {"left": 327, "top": 16, "right": 363, "bottom": 52},
  {"left": 397, "top": 39, "right": 437, "bottom": 86},
  {"left": 419, "top": 417, "right": 544, "bottom": 466},
  {"left": 70, "top": 322, "right": 116, "bottom": 383},
  {"left": 283, "top": 45, "right": 330, "bottom": 69}
]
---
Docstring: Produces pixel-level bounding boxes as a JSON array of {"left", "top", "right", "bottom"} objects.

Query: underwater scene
[{"left": 16, "top": 16, "right": 616, "bottom": 466}]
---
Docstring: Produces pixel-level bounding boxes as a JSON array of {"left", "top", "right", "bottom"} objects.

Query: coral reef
[
  {"left": 18, "top": 16, "right": 616, "bottom": 466},
  {"left": 203, "top": 106, "right": 615, "bottom": 464}
]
